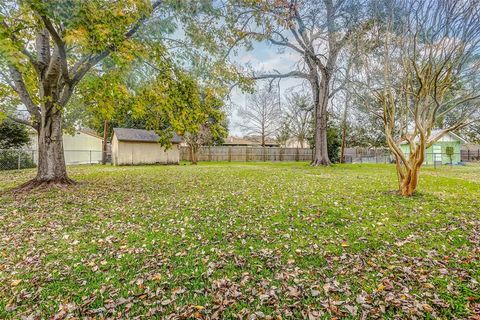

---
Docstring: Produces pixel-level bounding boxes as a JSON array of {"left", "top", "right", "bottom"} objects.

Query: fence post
[
  {"left": 89, "top": 150, "right": 92, "bottom": 164},
  {"left": 18, "top": 151, "right": 21, "bottom": 170},
  {"left": 228, "top": 147, "right": 232, "bottom": 162}
]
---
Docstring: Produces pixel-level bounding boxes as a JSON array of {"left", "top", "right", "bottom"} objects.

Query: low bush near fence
[{"left": 0, "top": 150, "right": 36, "bottom": 170}]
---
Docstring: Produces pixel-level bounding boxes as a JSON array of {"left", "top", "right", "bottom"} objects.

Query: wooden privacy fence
[
  {"left": 461, "top": 149, "right": 480, "bottom": 162},
  {"left": 180, "top": 146, "right": 480, "bottom": 163},
  {"left": 180, "top": 146, "right": 314, "bottom": 162}
]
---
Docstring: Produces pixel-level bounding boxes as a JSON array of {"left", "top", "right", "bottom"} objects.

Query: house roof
[
  {"left": 439, "top": 130, "right": 468, "bottom": 144},
  {"left": 223, "top": 136, "right": 280, "bottom": 147},
  {"left": 113, "top": 128, "right": 182, "bottom": 144},
  {"left": 27, "top": 127, "right": 103, "bottom": 139},
  {"left": 400, "top": 130, "right": 468, "bottom": 144},
  {"left": 223, "top": 136, "right": 260, "bottom": 146},
  {"left": 78, "top": 128, "right": 102, "bottom": 139}
]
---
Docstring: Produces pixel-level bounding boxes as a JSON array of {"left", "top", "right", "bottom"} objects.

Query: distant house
[
  {"left": 223, "top": 136, "right": 280, "bottom": 147},
  {"left": 284, "top": 138, "right": 310, "bottom": 148},
  {"left": 112, "top": 128, "right": 181, "bottom": 165},
  {"left": 28, "top": 128, "right": 103, "bottom": 164},
  {"left": 400, "top": 130, "right": 467, "bottom": 164}
]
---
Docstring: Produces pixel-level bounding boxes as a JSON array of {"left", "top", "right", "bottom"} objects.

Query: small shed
[
  {"left": 400, "top": 130, "right": 467, "bottom": 165},
  {"left": 112, "top": 128, "right": 182, "bottom": 166}
]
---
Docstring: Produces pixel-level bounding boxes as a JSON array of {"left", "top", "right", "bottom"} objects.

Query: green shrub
[
  {"left": 0, "top": 150, "right": 36, "bottom": 170},
  {"left": 327, "top": 125, "right": 341, "bottom": 163},
  {"left": 0, "top": 120, "right": 30, "bottom": 149}
]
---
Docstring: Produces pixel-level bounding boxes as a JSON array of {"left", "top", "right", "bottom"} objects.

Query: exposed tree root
[
  {"left": 310, "top": 158, "right": 331, "bottom": 166},
  {"left": 13, "top": 177, "right": 77, "bottom": 193}
]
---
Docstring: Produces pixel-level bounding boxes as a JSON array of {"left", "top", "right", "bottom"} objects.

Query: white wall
[{"left": 27, "top": 131, "right": 103, "bottom": 164}]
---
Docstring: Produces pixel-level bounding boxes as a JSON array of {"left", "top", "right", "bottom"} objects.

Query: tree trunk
[
  {"left": 340, "top": 125, "right": 346, "bottom": 163},
  {"left": 311, "top": 76, "right": 331, "bottom": 166},
  {"left": 396, "top": 143, "right": 425, "bottom": 196},
  {"left": 190, "top": 146, "right": 198, "bottom": 165},
  {"left": 18, "top": 112, "right": 75, "bottom": 190},
  {"left": 399, "top": 166, "right": 420, "bottom": 196},
  {"left": 102, "top": 120, "right": 109, "bottom": 165},
  {"left": 340, "top": 95, "right": 348, "bottom": 163}
]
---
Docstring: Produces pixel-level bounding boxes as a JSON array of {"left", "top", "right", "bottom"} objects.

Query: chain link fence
[
  {"left": 0, "top": 149, "right": 104, "bottom": 171},
  {"left": 0, "top": 149, "right": 37, "bottom": 170},
  {"left": 346, "top": 151, "right": 471, "bottom": 167}
]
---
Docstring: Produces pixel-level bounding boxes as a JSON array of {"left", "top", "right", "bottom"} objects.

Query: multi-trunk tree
[{"left": 367, "top": 0, "right": 480, "bottom": 196}]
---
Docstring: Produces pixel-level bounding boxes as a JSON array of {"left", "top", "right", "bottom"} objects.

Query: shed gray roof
[{"left": 113, "top": 128, "right": 182, "bottom": 144}]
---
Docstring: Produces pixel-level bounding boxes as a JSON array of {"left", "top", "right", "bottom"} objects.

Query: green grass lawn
[{"left": 0, "top": 163, "right": 479, "bottom": 319}]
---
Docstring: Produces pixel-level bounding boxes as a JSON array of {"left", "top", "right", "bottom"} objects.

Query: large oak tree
[
  {"left": 0, "top": 0, "right": 240, "bottom": 189},
  {"left": 0, "top": 0, "right": 165, "bottom": 188},
  {"left": 222, "top": 0, "right": 372, "bottom": 165}
]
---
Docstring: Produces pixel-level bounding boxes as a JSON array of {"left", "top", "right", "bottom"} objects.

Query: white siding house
[
  {"left": 28, "top": 129, "right": 103, "bottom": 164},
  {"left": 112, "top": 128, "right": 181, "bottom": 165}
]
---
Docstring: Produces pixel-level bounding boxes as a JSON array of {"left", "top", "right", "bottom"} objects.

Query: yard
[{"left": 0, "top": 163, "right": 479, "bottom": 319}]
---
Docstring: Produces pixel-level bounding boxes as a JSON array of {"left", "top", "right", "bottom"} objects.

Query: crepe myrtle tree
[{"left": 369, "top": 0, "right": 480, "bottom": 196}]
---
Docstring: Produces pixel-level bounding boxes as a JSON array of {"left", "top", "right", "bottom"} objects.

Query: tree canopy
[{"left": 0, "top": 0, "right": 240, "bottom": 187}]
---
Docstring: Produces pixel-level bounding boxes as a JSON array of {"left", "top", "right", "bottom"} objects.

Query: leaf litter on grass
[{"left": 0, "top": 163, "right": 479, "bottom": 319}]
